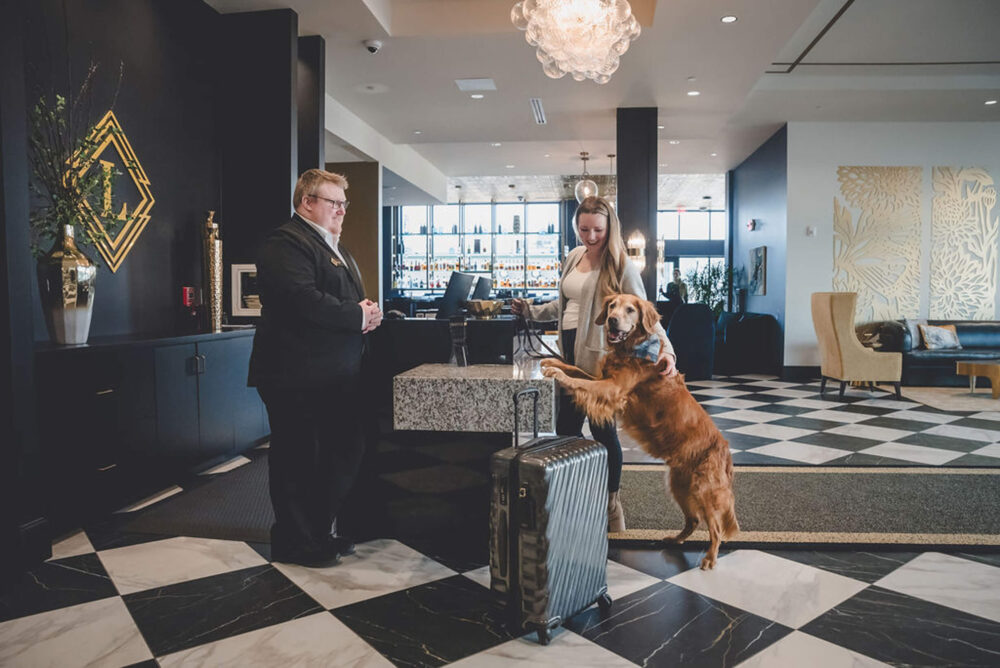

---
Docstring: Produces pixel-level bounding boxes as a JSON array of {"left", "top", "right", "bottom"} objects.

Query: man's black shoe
[
  {"left": 326, "top": 535, "right": 356, "bottom": 557},
  {"left": 271, "top": 543, "right": 341, "bottom": 568}
]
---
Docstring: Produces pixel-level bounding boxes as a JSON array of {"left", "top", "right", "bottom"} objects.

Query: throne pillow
[{"left": 918, "top": 323, "right": 962, "bottom": 350}]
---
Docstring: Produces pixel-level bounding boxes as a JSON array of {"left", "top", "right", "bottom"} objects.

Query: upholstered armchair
[{"left": 810, "top": 292, "right": 902, "bottom": 398}]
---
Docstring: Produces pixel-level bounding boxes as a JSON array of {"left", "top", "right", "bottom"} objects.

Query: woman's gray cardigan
[{"left": 526, "top": 246, "right": 674, "bottom": 376}]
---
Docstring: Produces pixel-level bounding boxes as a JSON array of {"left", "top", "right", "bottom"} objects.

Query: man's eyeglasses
[{"left": 309, "top": 194, "right": 350, "bottom": 211}]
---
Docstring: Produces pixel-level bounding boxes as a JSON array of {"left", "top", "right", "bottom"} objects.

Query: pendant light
[{"left": 574, "top": 151, "right": 598, "bottom": 203}]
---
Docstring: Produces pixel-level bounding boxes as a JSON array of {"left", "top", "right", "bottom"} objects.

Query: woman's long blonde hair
[{"left": 574, "top": 196, "right": 626, "bottom": 298}]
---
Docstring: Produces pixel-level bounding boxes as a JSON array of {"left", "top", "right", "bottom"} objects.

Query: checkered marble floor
[
  {"left": 3, "top": 521, "right": 999, "bottom": 667},
  {"left": 616, "top": 375, "right": 1000, "bottom": 467}
]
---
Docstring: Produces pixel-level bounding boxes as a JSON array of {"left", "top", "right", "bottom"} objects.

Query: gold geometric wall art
[
  {"left": 74, "top": 110, "right": 154, "bottom": 272},
  {"left": 833, "top": 166, "right": 922, "bottom": 323},
  {"left": 929, "top": 167, "right": 998, "bottom": 320}
]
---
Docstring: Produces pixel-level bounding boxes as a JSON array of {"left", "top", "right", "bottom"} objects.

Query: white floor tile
[
  {"left": 875, "top": 552, "right": 1000, "bottom": 623},
  {"left": 198, "top": 455, "right": 252, "bottom": 476},
  {"left": 463, "top": 565, "right": 491, "bottom": 589},
  {"left": 744, "top": 380, "right": 800, "bottom": 389},
  {"left": 971, "top": 443, "right": 1000, "bottom": 458},
  {"left": 880, "top": 409, "right": 962, "bottom": 425},
  {"left": 158, "top": 611, "right": 393, "bottom": 668},
  {"left": 49, "top": 530, "right": 94, "bottom": 561},
  {"left": 98, "top": 536, "right": 267, "bottom": 595},
  {"left": 852, "top": 398, "right": 921, "bottom": 410},
  {"left": 758, "top": 388, "right": 820, "bottom": 399},
  {"left": 450, "top": 628, "right": 634, "bottom": 667},
  {"left": 668, "top": 550, "right": 868, "bottom": 628},
  {"left": 699, "top": 397, "right": 768, "bottom": 409},
  {"left": 273, "top": 539, "right": 456, "bottom": 609},
  {"left": 727, "top": 423, "right": 816, "bottom": 441},
  {"left": 711, "top": 410, "right": 787, "bottom": 424},
  {"left": 857, "top": 442, "right": 962, "bottom": 466},
  {"left": 691, "top": 388, "right": 749, "bottom": 398},
  {"left": 922, "top": 423, "right": 1000, "bottom": 443},
  {"left": 794, "top": 409, "right": 875, "bottom": 424},
  {"left": 736, "top": 630, "right": 890, "bottom": 668},
  {"left": 777, "top": 398, "right": 843, "bottom": 410},
  {"left": 747, "top": 441, "right": 852, "bottom": 465},
  {"left": 735, "top": 374, "right": 781, "bottom": 381},
  {"left": 0, "top": 596, "right": 152, "bottom": 668},
  {"left": 114, "top": 485, "right": 184, "bottom": 513},
  {"left": 970, "top": 411, "right": 1000, "bottom": 422},
  {"left": 604, "top": 560, "right": 663, "bottom": 602},
  {"left": 687, "top": 380, "right": 738, "bottom": 388},
  {"left": 824, "top": 424, "right": 912, "bottom": 442}
]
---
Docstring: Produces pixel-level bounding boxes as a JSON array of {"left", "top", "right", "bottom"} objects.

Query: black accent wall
[
  {"left": 23, "top": 0, "right": 222, "bottom": 340},
  {"left": 616, "top": 107, "right": 658, "bottom": 300},
  {"left": 297, "top": 35, "right": 325, "bottom": 175},
  {"left": 731, "top": 125, "right": 788, "bottom": 362}
]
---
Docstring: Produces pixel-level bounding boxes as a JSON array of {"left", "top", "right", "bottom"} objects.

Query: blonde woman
[{"left": 512, "top": 196, "right": 676, "bottom": 532}]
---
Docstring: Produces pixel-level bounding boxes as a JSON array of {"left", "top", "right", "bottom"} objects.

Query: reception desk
[{"left": 393, "top": 355, "right": 556, "bottom": 432}]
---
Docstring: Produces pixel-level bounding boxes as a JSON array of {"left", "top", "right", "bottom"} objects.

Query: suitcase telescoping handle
[{"left": 513, "top": 387, "right": 540, "bottom": 449}]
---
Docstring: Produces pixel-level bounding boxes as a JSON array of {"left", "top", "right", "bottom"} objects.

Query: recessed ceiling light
[
  {"left": 669, "top": 140, "right": 680, "bottom": 145},
  {"left": 490, "top": 142, "right": 502, "bottom": 147},
  {"left": 710, "top": 152, "right": 717, "bottom": 157},
  {"left": 413, "top": 130, "right": 422, "bottom": 135},
  {"left": 470, "top": 94, "right": 484, "bottom": 99},
  {"left": 687, "top": 90, "right": 700, "bottom": 96},
  {"left": 657, "top": 125, "right": 665, "bottom": 130},
  {"left": 687, "top": 76, "right": 696, "bottom": 82},
  {"left": 986, "top": 99, "right": 998, "bottom": 105},
  {"left": 505, "top": 164, "right": 515, "bottom": 169},
  {"left": 544, "top": 153, "right": 551, "bottom": 157},
  {"left": 721, "top": 15, "right": 737, "bottom": 24}
]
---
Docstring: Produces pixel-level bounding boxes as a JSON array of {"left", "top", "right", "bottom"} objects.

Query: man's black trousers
[{"left": 257, "top": 383, "right": 364, "bottom": 552}]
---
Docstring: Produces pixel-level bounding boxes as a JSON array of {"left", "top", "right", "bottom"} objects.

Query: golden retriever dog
[{"left": 540, "top": 293, "right": 738, "bottom": 569}]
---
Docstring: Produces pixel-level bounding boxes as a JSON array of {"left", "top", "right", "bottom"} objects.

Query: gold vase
[
  {"left": 202, "top": 211, "right": 223, "bottom": 333},
  {"left": 37, "top": 224, "right": 97, "bottom": 345}
]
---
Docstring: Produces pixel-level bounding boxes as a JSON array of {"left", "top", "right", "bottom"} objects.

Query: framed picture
[
  {"left": 749, "top": 246, "right": 766, "bottom": 296},
  {"left": 231, "top": 264, "right": 261, "bottom": 316}
]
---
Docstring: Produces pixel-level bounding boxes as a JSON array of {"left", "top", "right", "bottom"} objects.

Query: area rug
[
  {"left": 897, "top": 385, "right": 1000, "bottom": 413},
  {"left": 615, "top": 464, "right": 1000, "bottom": 546}
]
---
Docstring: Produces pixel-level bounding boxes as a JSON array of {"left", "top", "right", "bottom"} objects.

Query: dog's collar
[{"left": 632, "top": 335, "right": 661, "bottom": 363}]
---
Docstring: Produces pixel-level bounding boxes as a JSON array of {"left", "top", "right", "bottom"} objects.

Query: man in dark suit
[{"left": 249, "top": 169, "right": 382, "bottom": 567}]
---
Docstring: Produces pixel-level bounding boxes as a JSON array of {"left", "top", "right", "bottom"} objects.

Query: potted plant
[
  {"left": 685, "top": 262, "right": 733, "bottom": 318},
  {"left": 27, "top": 62, "right": 132, "bottom": 344}
]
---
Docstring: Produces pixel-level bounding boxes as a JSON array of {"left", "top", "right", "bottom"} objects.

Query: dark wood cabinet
[{"left": 35, "top": 330, "right": 268, "bottom": 526}]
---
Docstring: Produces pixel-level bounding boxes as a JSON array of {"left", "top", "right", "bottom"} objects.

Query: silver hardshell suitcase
[{"left": 489, "top": 388, "right": 612, "bottom": 644}]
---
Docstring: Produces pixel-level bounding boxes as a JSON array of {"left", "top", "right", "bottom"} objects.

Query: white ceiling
[{"left": 207, "top": 0, "right": 1000, "bottom": 202}]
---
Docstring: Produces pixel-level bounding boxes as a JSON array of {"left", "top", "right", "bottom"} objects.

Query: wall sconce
[
  {"left": 656, "top": 238, "right": 665, "bottom": 267},
  {"left": 626, "top": 231, "right": 646, "bottom": 272},
  {"left": 746, "top": 218, "right": 758, "bottom": 232}
]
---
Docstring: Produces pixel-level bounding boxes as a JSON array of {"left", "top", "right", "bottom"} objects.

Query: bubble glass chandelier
[{"left": 511, "top": 0, "right": 641, "bottom": 84}]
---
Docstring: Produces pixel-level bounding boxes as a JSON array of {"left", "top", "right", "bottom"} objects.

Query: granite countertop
[{"left": 393, "top": 353, "right": 556, "bottom": 433}]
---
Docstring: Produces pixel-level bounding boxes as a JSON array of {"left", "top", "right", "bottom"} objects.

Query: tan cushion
[{"left": 918, "top": 323, "right": 962, "bottom": 350}]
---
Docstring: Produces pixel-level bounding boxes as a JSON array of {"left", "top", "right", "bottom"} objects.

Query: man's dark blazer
[{"left": 249, "top": 214, "right": 365, "bottom": 389}]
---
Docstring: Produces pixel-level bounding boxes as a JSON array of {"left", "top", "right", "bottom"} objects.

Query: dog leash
[{"left": 515, "top": 312, "right": 566, "bottom": 362}]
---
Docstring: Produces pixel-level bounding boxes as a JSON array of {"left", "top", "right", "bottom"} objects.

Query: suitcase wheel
[
  {"left": 536, "top": 628, "right": 550, "bottom": 645},
  {"left": 598, "top": 593, "right": 613, "bottom": 613}
]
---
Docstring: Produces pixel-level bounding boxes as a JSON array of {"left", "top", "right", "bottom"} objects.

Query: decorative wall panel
[
  {"left": 929, "top": 167, "right": 998, "bottom": 319},
  {"left": 833, "top": 166, "right": 921, "bottom": 322}
]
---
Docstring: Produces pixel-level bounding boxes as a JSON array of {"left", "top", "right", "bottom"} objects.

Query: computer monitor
[
  {"left": 435, "top": 271, "right": 476, "bottom": 319},
  {"left": 470, "top": 276, "right": 492, "bottom": 300}
]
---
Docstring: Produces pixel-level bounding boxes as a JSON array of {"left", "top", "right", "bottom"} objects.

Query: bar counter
[{"left": 393, "top": 354, "right": 556, "bottom": 432}]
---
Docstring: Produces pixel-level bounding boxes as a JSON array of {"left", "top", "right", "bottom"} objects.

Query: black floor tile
[
  {"left": 948, "top": 417, "right": 1000, "bottom": 432},
  {"left": 769, "top": 416, "right": 847, "bottom": 431},
  {"left": 945, "top": 453, "right": 1000, "bottom": 467},
  {"left": 402, "top": 532, "right": 489, "bottom": 573},
  {"left": 895, "top": 432, "right": 985, "bottom": 453},
  {"left": 736, "top": 392, "right": 797, "bottom": 403},
  {"left": 123, "top": 565, "right": 321, "bottom": 657},
  {"left": 791, "top": 432, "right": 881, "bottom": 451},
  {"left": 710, "top": 416, "right": 758, "bottom": 430},
  {"left": 703, "top": 404, "right": 741, "bottom": 415},
  {"left": 719, "top": 432, "right": 774, "bottom": 449},
  {"left": 731, "top": 451, "right": 808, "bottom": 465},
  {"left": 566, "top": 581, "right": 791, "bottom": 667},
  {"left": 751, "top": 403, "right": 815, "bottom": 416},
  {"left": 801, "top": 585, "right": 1000, "bottom": 666},
  {"left": 0, "top": 553, "right": 118, "bottom": 622},
  {"left": 332, "top": 574, "right": 515, "bottom": 668},
  {"left": 859, "top": 416, "right": 943, "bottom": 432},
  {"left": 829, "top": 403, "right": 898, "bottom": 416},
  {"left": 608, "top": 545, "right": 726, "bottom": 579}
]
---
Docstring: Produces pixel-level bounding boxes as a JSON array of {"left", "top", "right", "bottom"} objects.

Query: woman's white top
[{"left": 560, "top": 264, "right": 590, "bottom": 330}]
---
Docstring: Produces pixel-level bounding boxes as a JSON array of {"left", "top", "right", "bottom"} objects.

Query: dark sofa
[{"left": 875, "top": 320, "right": 1000, "bottom": 386}]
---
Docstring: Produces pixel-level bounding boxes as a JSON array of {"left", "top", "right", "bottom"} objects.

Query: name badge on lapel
[{"left": 330, "top": 256, "right": 343, "bottom": 267}]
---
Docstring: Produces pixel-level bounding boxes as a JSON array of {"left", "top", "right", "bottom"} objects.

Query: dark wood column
[
  {"left": 616, "top": 107, "right": 658, "bottom": 300},
  {"left": 0, "top": 0, "right": 47, "bottom": 581},
  {"left": 297, "top": 35, "right": 325, "bottom": 174}
]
